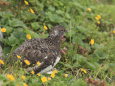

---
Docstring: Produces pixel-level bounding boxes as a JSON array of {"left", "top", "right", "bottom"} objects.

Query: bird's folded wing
[{"left": 13, "top": 38, "right": 49, "bottom": 63}]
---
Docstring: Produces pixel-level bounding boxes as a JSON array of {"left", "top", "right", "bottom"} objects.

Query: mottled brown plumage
[{"left": 14, "top": 25, "right": 66, "bottom": 73}]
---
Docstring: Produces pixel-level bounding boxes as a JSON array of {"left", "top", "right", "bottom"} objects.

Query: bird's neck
[{"left": 46, "top": 36, "right": 61, "bottom": 47}]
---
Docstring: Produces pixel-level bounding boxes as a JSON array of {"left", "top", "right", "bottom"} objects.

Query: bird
[{"left": 13, "top": 25, "right": 66, "bottom": 74}]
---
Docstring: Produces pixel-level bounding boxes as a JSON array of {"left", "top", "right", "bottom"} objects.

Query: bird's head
[{"left": 49, "top": 25, "right": 67, "bottom": 40}]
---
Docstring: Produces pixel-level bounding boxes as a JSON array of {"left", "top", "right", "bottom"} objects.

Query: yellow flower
[
  {"left": 52, "top": 69, "right": 58, "bottom": 74},
  {"left": 64, "top": 74, "right": 68, "bottom": 78},
  {"left": 41, "top": 76, "right": 47, "bottom": 83},
  {"left": 28, "top": 8, "right": 35, "bottom": 14},
  {"left": 47, "top": 77, "right": 51, "bottom": 80},
  {"left": 6, "top": 74, "right": 15, "bottom": 81},
  {"left": 24, "top": 0, "right": 29, "bottom": 5},
  {"left": 16, "top": 55, "right": 21, "bottom": 59},
  {"left": 112, "top": 30, "right": 115, "bottom": 34},
  {"left": 1, "top": 28, "right": 6, "bottom": 32},
  {"left": 24, "top": 59, "right": 30, "bottom": 65},
  {"left": 26, "top": 34, "right": 31, "bottom": 40},
  {"left": 80, "top": 68, "right": 87, "bottom": 74},
  {"left": 23, "top": 83, "right": 28, "bottom": 86},
  {"left": 31, "top": 70, "right": 35, "bottom": 74},
  {"left": 97, "top": 21, "right": 100, "bottom": 24},
  {"left": 89, "top": 39, "right": 94, "bottom": 45},
  {"left": 95, "top": 15, "right": 101, "bottom": 21},
  {"left": 21, "top": 75, "right": 26, "bottom": 80},
  {"left": 50, "top": 73, "right": 55, "bottom": 78},
  {"left": 36, "top": 61, "right": 41, "bottom": 66},
  {"left": 37, "top": 73, "right": 41, "bottom": 76},
  {"left": 0, "top": 59, "right": 4, "bottom": 64},
  {"left": 87, "top": 8, "right": 91, "bottom": 12},
  {"left": 43, "top": 25, "right": 48, "bottom": 30}
]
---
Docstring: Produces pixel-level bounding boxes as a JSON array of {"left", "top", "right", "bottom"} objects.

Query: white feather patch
[
  {"left": 53, "top": 56, "right": 60, "bottom": 67},
  {"left": 39, "top": 65, "right": 53, "bottom": 74},
  {"left": 44, "top": 56, "right": 48, "bottom": 59},
  {"left": 54, "top": 30, "right": 58, "bottom": 36},
  {"left": 39, "top": 56, "right": 61, "bottom": 74}
]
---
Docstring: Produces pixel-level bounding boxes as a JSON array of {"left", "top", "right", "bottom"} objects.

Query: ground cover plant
[{"left": 0, "top": 0, "right": 115, "bottom": 86}]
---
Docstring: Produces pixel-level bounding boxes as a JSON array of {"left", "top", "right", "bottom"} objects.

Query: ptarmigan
[{"left": 13, "top": 25, "right": 66, "bottom": 74}]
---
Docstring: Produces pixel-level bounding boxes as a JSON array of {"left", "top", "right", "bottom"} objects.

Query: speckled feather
[{"left": 13, "top": 25, "right": 66, "bottom": 73}]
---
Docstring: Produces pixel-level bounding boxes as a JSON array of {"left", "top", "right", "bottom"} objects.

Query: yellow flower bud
[
  {"left": 0, "top": 59, "right": 4, "bottom": 64},
  {"left": 89, "top": 39, "right": 94, "bottom": 45},
  {"left": 1, "top": 28, "right": 6, "bottom": 32},
  {"left": 44, "top": 25, "right": 48, "bottom": 30},
  {"left": 80, "top": 68, "right": 87, "bottom": 74},
  {"left": 16, "top": 55, "right": 21, "bottom": 59},
  {"left": 64, "top": 74, "right": 68, "bottom": 78},
  {"left": 28, "top": 8, "right": 35, "bottom": 14},
  {"left": 24, "top": 59, "right": 30, "bottom": 65},
  {"left": 26, "top": 34, "right": 31, "bottom": 40},
  {"left": 87, "top": 8, "right": 91, "bottom": 12},
  {"left": 24, "top": 0, "right": 29, "bottom": 5}
]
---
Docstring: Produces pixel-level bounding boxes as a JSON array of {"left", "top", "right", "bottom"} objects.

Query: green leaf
[
  {"left": 0, "top": 11, "right": 14, "bottom": 19},
  {"left": 8, "top": 19, "right": 26, "bottom": 28},
  {"left": 46, "top": 12, "right": 64, "bottom": 23},
  {"left": 20, "top": 11, "right": 37, "bottom": 22},
  {"left": 8, "top": 34, "right": 18, "bottom": 46},
  {"left": 31, "top": 22, "right": 39, "bottom": 30}
]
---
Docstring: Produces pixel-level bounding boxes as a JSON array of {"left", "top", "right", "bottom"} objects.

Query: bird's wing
[{"left": 14, "top": 38, "right": 49, "bottom": 64}]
